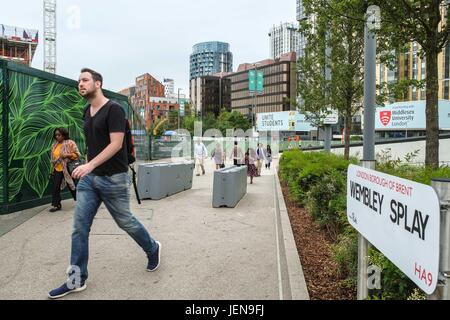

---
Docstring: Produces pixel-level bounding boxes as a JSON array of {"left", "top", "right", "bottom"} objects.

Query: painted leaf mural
[
  {"left": 24, "top": 154, "right": 51, "bottom": 198},
  {"left": 7, "top": 70, "right": 87, "bottom": 201},
  {"left": 1, "top": 62, "right": 146, "bottom": 213},
  {"left": 0, "top": 70, "right": 3, "bottom": 204}
]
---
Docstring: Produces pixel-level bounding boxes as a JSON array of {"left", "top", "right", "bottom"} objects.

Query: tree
[
  {"left": 181, "top": 114, "right": 196, "bottom": 137},
  {"left": 202, "top": 113, "right": 218, "bottom": 133},
  {"left": 299, "top": 0, "right": 366, "bottom": 159},
  {"left": 167, "top": 110, "right": 179, "bottom": 130},
  {"left": 217, "top": 111, "right": 252, "bottom": 136},
  {"left": 374, "top": 0, "right": 450, "bottom": 168}
]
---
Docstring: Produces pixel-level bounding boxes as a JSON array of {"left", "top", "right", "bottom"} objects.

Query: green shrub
[
  {"left": 368, "top": 249, "right": 417, "bottom": 300},
  {"left": 306, "top": 170, "right": 347, "bottom": 239},
  {"left": 332, "top": 225, "right": 358, "bottom": 281},
  {"left": 280, "top": 151, "right": 356, "bottom": 206},
  {"left": 279, "top": 149, "right": 450, "bottom": 299}
]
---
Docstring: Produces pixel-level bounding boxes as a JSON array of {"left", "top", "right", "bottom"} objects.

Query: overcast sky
[{"left": 1, "top": 0, "right": 296, "bottom": 95}]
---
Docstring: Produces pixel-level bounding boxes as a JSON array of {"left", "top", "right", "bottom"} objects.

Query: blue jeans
[{"left": 70, "top": 172, "right": 157, "bottom": 282}]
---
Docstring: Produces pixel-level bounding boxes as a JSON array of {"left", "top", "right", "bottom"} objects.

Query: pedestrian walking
[
  {"left": 194, "top": 139, "right": 208, "bottom": 176},
  {"left": 211, "top": 142, "right": 224, "bottom": 170},
  {"left": 256, "top": 143, "right": 266, "bottom": 176},
  {"left": 245, "top": 148, "right": 258, "bottom": 184},
  {"left": 230, "top": 141, "right": 244, "bottom": 166},
  {"left": 48, "top": 68, "right": 161, "bottom": 299},
  {"left": 265, "top": 145, "right": 273, "bottom": 170},
  {"left": 49, "top": 128, "right": 80, "bottom": 212}
]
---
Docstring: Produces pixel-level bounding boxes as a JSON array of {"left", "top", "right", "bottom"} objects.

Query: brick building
[{"left": 120, "top": 73, "right": 173, "bottom": 130}]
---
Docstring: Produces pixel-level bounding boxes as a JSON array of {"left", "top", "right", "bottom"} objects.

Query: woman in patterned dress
[{"left": 245, "top": 148, "right": 258, "bottom": 184}]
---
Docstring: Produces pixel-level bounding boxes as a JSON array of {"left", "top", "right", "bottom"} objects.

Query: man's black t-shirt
[{"left": 84, "top": 100, "right": 128, "bottom": 176}]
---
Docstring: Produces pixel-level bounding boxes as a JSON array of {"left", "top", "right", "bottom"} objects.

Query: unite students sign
[{"left": 347, "top": 165, "right": 440, "bottom": 294}]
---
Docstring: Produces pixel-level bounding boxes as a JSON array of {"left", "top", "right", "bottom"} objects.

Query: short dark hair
[
  {"left": 54, "top": 128, "right": 70, "bottom": 140},
  {"left": 81, "top": 68, "right": 103, "bottom": 87}
]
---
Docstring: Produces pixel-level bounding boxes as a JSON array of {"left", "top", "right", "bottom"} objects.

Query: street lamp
[
  {"left": 358, "top": 4, "right": 381, "bottom": 302},
  {"left": 178, "top": 88, "right": 183, "bottom": 130},
  {"left": 251, "top": 63, "right": 262, "bottom": 134}
]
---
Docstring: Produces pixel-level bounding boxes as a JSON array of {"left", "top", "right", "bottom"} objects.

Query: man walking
[
  {"left": 256, "top": 143, "right": 266, "bottom": 176},
  {"left": 194, "top": 139, "right": 207, "bottom": 176},
  {"left": 48, "top": 68, "right": 161, "bottom": 299}
]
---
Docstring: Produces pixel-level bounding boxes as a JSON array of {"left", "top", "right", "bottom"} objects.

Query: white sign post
[
  {"left": 322, "top": 108, "right": 339, "bottom": 125},
  {"left": 347, "top": 164, "right": 441, "bottom": 294}
]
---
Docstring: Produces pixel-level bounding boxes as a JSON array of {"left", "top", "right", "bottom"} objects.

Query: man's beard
[{"left": 80, "top": 89, "right": 97, "bottom": 100}]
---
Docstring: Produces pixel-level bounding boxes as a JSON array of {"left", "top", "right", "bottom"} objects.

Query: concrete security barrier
[
  {"left": 137, "top": 161, "right": 195, "bottom": 200},
  {"left": 212, "top": 166, "right": 247, "bottom": 208}
]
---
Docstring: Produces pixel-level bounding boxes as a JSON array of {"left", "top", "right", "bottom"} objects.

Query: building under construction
[{"left": 0, "top": 24, "right": 39, "bottom": 66}]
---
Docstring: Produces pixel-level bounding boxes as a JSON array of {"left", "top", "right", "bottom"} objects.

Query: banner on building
[
  {"left": 256, "top": 111, "right": 316, "bottom": 132},
  {"left": 375, "top": 100, "right": 450, "bottom": 130}
]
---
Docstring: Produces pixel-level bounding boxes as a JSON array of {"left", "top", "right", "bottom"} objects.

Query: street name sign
[{"left": 347, "top": 164, "right": 440, "bottom": 294}]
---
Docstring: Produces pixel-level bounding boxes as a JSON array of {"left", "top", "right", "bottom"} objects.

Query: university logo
[{"left": 380, "top": 111, "right": 392, "bottom": 126}]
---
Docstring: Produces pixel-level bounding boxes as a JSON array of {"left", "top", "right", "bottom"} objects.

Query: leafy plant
[
  {"left": 308, "top": 177, "right": 347, "bottom": 239},
  {"left": 368, "top": 249, "right": 417, "bottom": 300}
]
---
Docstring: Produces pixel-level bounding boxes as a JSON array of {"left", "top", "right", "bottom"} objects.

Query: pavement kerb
[{"left": 274, "top": 164, "right": 310, "bottom": 300}]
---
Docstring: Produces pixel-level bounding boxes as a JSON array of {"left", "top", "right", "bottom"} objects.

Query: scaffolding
[
  {"left": 44, "top": 0, "right": 56, "bottom": 74},
  {"left": 0, "top": 24, "right": 38, "bottom": 66}
]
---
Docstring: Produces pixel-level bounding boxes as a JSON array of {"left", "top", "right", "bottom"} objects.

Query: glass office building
[{"left": 190, "top": 41, "right": 233, "bottom": 80}]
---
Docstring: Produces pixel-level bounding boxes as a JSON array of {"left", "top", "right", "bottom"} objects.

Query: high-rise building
[
  {"left": 376, "top": 5, "right": 449, "bottom": 101},
  {"left": 190, "top": 41, "right": 233, "bottom": 80},
  {"left": 225, "top": 52, "right": 297, "bottom": 117},
  {"left": 296, "top": 0, "right": 309, "bottom": 59},
  {"left": 0, "top": 24, "right": 38, "bottom": 66},
  {"left": 268, "top": 22, "right": 300, "bottom": 60},
  {"left": 163, "top": 78, "right": 174, "bottom": 97},
  {"left": 190, "top": 74, "right": 231, "bottom": 117}
]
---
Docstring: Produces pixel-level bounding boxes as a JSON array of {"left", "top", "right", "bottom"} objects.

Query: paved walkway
[{"left": 0, "top": 157, "right": 309, "bottom": 300}]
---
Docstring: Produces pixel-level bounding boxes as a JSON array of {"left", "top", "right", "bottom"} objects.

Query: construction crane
[{"left": 43, "top": 0, "right": 56, "bottom": 73}]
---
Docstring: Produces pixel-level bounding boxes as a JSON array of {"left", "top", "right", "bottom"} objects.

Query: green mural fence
[{"left": 0, "top": 59, "right": 149, "bottom": 215}]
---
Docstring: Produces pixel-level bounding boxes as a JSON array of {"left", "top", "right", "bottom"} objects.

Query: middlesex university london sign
[{"left": 347, "top": 165, "right": 440, "bottom": 294}]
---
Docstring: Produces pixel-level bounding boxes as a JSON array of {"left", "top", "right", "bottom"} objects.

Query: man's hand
[{"left": 72, "top": 163, "right": 95, "bottom": 179}]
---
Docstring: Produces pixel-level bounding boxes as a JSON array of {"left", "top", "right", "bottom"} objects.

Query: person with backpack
[{"left": 48, "top": 68, "right": 161, "bottom": 299}]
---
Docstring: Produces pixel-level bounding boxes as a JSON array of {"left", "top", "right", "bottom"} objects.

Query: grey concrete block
[
  {"left": 212, "top": 166, "right": 247, "bottom": 208},
  {"left": 137, "top": 161, "right": 194, "bottom": 200}
]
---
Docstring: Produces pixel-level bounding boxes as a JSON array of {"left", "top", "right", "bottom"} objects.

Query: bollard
[
  {"left": 428, "top": 178, "right": 450, "bottom": 300},
  {"left": 137, "top": 161, "right": 194, "bottom": 200},
  {"left": 212, "top": 166, "right": 247, "bottom": 208}
]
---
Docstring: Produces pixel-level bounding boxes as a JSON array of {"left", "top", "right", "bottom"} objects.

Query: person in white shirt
[
  {"left": 256, "top": 143, "right": 266, "bottom": 176},
  {"left": 194, "top": 139, "right": 208, "bottom": 176},
  {"left": 229, "top": 141, "right": 244, "bottom": 166}
]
